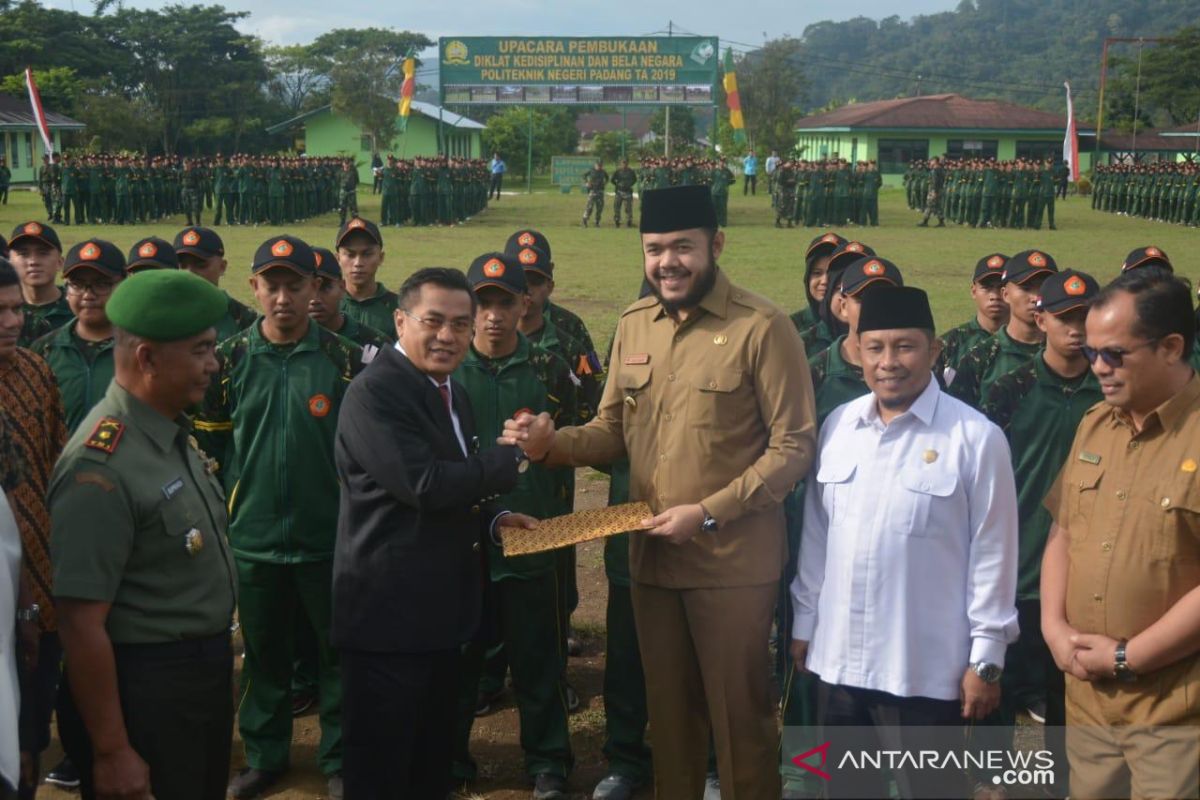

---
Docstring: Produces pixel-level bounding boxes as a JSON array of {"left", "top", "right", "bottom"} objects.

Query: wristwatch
[
  {"left": 16, "top": 603, "right": 40, "bottom": 623},
  {"left": 972, "top": 661, "right": 1003, "bottom": 684},
  {"left": 701, "top": 511, "right": 719, "bottom": 533},
  {"left": 515, "top": 452, "right": 530, "bottom": 474},
  {"left": 1113, "top": 639, "right": 1138, "bottom": 683}
]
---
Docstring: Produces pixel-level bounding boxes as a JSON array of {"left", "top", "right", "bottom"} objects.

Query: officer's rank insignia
[
  {"left": 713, "top": 334, "right": 728, "bottom": 346},
  {"left": 308, "top": 394, "right": 332, "bottom": 418},
  {"left": 184, "top": 528, "right": 205, "bottom": 556},
  {"left": 923, "top": 449, "right": 938, "bottom": 464},
  {"left": 187, "top": 435, "right": 220, "bottom": 474},
  {"left": 85, "top": 417, "right": 125, "bottom": 454},
  {"left": 1078, "top": 451, "right": 1101, "bottom": 465},
  {"left": 1182, "top": 459, "right": 1197, "bottom": 473}
]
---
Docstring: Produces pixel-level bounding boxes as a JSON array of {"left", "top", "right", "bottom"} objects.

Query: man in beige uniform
[
  {"left": 1042, "top": 268, "right": 1200, "bottom": 799},
  {"left": 503, "top": 184, "right": 816, "bottom": 800}
]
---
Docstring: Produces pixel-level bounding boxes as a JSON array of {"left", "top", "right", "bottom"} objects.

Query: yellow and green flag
[
  {"left": 398, "top": 50, "right": 416, "bottom": 132},
  {"left": 722, "top": 48, "right": 746, "bottom": 144}
]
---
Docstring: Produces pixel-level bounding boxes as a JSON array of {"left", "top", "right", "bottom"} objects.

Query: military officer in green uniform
[
  {"left": 379, "top": 155, "right": 400, "bottom": 226},
  {"left": 31, "top": 240, "right": 127, "bottom": 433},
  {"left": 611, "top": 159, "right": 638, "bottom": 228},
  {"left": 173, "top": 227, "right": 256, "bottom": 342},
  {"left": 335, "top": 217, "right": 398, "bottom": 340},
  {"left": 196, "top": 236, "right": 361, "bottom": 800},
  {"left": 974, "top": 269, "right": 1101, "bottom": 792},
  {"left": 8, "top": 222, "right": 73, "bottom": 333},
  {"left": 582, "top": 159, "right": 608, "bottom": 227},
  {"left": 337, "top": 159, "right": 359, "bottom": 226},
  {"left": 49, "top": 269, "right": 235, "bottom": 800},
  {"left": 452, "top": 252, "right": 578, "bottom": 800},
  {"left": 948, "top": 250, "right": 1058, "bottom": 408},
  {"left": 307, "top": 246, "right": 388, "bottom": 359},
  {"left": 774, "top": 161, "right": 797, "bottom": 229},
  {"left": 59, "top": 154, "right": 80, "bottom": 225},
  {"left": 181, "top": 158, "right": 203, "bottom": 226},
  {"left": 933, "top": 253, "right": 1010, "bottom": 386}
]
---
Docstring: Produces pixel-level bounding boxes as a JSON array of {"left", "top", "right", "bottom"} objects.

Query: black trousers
[
  {"left": 59, "top": 633, "right": 233, "bottom": 800},
  {"left": 16, "top": 632, "right": 62, "bottom": 799},
  {"left": 743, "top": 174, "right": 757, "bottom": 195},
  {"left": 342, "top": 647, "right": 461, "bottom": 800},
  {"left": 489, "top": 174, "right": 503, "bottom": 199},
  {"left": 819, "top": 681, "right": 967, "bottom": 800}
]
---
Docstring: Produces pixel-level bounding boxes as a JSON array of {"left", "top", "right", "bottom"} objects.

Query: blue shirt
[
  {"left": 490, "top": 158, "right": 507, "bottom": 175},
  {"left": 742, "top": 155, "right": 758, "bottom": 175}
]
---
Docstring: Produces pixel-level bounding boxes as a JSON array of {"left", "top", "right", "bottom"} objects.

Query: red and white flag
[
  {"left": 25, "top": 67, "right": 55, "bottom": 163},
  {"left": 1063, "top": 82, "right": 1078, "bottom": 182}
]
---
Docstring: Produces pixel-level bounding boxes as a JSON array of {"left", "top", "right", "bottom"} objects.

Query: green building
[
  {"left": 0, "top": 93, "right": 85, "bottom": 184},
  {"left": 267, "top": 100, "right": 485, "bottom": 184},
  {"left": 794, "top": 94, "right": 1094, "bottom": 186}
]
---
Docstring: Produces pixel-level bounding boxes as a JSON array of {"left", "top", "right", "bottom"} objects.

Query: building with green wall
[
  {"left": 267, "top": 100, "right": 484, "bottom": 184},
  {"left": 0, "top": 94, "right": 85, "bottom": 184},
  {"left": 794, "top": 94, "right": 1095, "bottom": 186}
]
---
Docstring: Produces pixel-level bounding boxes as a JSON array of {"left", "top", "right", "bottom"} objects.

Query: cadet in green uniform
[
  {"left": 308, "top": 246, "right": 388, "bottom": 359},
  {"left": 181, "top": 158, "right": 202, "bottom": 226},
  {"left": 858, "top": 161, "right": 881, "bottom": 226},
  {"left": 933, "top": 253, "right": 1010, "bottom": 386},
  {"left": 31, "top": 240, "right": 126, "bottom": 433},
  {"left": 948, "top": 250, "right": 1058, "bottom": 408},
  {"left": 59, "top": 154, "right": 79, "bottom": 225},
  {"left": 582, "top": 160, "right": 608, "bottom": 227},
  {"left": 335, "top": 218, "right": 398, "bottom": 340},
  {"left": 8, "top": 222, "right": 73, "bottom": 332},
  {"left": 174, "top": 227, "right": 257, "bottom": 342},
  {"left": 337, "top": 160, "right": 359, "bottom": 225},
  {"left": 611, "top": 160, "right": 637, "bottom": 228},
  {"left": 195, "top": 236, "right": 361, "bottom": 800},
  {"left": 790, "top": 232, "right": 845, "bottom": 334},
  {"left": 798, "top": 240, "right": 874, "bottom": 357},
  {"left": 452, "top": 252, "right": 577, "bottom": 799},
  {"left": 49, "top": 269, "right": 237, "bottom": 800},
  {"left": 125, "top": 236, "right": 178, "bottom": 275}
]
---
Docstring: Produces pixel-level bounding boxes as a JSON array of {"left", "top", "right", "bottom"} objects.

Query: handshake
[{"left": 498, "top": 410, "right": 557, "bottom": 461}]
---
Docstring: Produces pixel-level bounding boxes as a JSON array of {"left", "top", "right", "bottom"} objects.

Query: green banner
[
  {"left": 551, "top": 156, "right": 596, "bottom": 186},
  {"left": 440, "top": 36, "right": 718, "bottom": 105}
]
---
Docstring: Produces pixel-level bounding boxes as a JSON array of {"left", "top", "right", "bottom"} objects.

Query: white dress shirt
[
  {"left": 791, "top": 377, "right": 1019, "bottom": 701},
  {"left": 395, "top": 342, "right": 467, "bottom": 455}
]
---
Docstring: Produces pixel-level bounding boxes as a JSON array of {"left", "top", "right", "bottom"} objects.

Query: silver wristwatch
[
  {"left": 972, "top": 661, "right": 1002, "bottom": 684},
  {"left": 16, "top": 603, "right": 40, "bottom": 623},
  {"left": 1113, "top": 639, "right": 1137, "bottom": 683}
]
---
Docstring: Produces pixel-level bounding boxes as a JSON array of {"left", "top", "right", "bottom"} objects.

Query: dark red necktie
[{"left": 438, "top": 382, "right": 452, "bottom": 415}]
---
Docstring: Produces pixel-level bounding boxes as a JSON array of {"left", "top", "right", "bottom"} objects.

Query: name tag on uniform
[
  {"left": 624, "top": 353, "right": 650, "bottom": 365},
  {"left": 1078, "top": 451, "right": 1101, "bottom": 465},
  {"left": 161, "top": 477, "right": 185, "bottom": 500}
]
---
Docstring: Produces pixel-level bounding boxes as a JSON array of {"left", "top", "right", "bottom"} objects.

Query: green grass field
[{"left": 2, "top": 184, "right": 1196, "bottom": 351}]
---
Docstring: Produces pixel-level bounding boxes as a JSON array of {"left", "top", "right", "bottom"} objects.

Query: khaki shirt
[
  {"left": 49, "top": 381, "right": 237, "bottom": 644},
  {"left": 551, "top": 269, "right": 817, "bottom": 588},
  {"left": 1046, "top": 374, "right": 1200, "bottom": 643}
]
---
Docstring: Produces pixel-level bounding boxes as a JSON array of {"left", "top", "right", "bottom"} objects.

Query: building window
[
  {"left": 945, "top": 139, "right": 998, "bottom": 160},
  {"left": 876, "top": 139, "right": 929, "bottom": 174},
  {"left": 9, "top": 133, "right": 18, "bottom": 169},
  {"left": 360, "top": 135, "right": 372, "bottom": 152},
  {"left": 1015, "top": 140, "right": 1059, "bottom": 161}
]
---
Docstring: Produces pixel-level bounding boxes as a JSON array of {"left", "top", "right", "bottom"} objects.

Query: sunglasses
[{"left": 1081, "top": 338, "right": 1160, "bottom": 368}]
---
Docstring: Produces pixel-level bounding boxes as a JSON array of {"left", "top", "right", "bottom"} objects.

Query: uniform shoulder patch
[{"left": 84, "top": 417, "right": 125, "bottom": 455}]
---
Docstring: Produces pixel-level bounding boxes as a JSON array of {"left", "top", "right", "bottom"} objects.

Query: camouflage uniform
[
  {"left": 610, "top": 166, "right": 637, "bottom": 227},
  {"left": 945, "top": 329, "right": 1041, "bottom": 409},
  {"left": 581, "top": 166, "right": 608, "bottom": 226},
  {"left": 933, "top": 318, "right": 994, "bottom": 388}
]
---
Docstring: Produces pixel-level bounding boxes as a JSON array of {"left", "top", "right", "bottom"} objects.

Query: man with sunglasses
[
  {"left": 30, "top": 240, "right": 126, "bottom": 434},
  {"left": 1042, "top": 270, "right": 1200, "bottom": 799},
  {"left": 949, "top": 250, "right": 1059, "bottom": 409}
]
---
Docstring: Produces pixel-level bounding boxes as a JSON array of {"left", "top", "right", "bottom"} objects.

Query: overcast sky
[{"left": 43, "top": 0, "right": 959, "bottom": 49}]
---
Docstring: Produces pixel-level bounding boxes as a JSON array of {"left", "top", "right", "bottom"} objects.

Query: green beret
[{"left": 107, "top": 270, "right": 228, "bottom": 341}]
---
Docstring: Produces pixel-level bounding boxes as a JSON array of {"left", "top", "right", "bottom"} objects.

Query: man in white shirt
[
  {"left": 765, "top": 151, "right": 781, "bottom": 194},
  {"left": 791, "top": 286, "right": 1019, "bottom": 799}
]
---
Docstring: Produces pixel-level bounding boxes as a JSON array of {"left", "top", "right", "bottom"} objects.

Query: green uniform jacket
[
  {"left": 330, "top": 314, "right": 390, "bottom": 354},
  {"left": 31, "top": 322, "right": 115, "bottom": 434},
  {"left": 195, "top": 321, "right": 363, "bottom": 563},
  {"left": 454, "top": 335, "right": 577, "bottom": 580},
  {"left": 946, "top": 327, "right": 1041, "bottom": 409},
  {"left": 789, "top": 307, "right": 817, "bottom": 334},
  {"left": 934, "top": 317, "right": 994, "bottom": 386},
  {"left": 215, "top": 293, "right": 257, "bottom": 342},
  {"left": 24, "top": 293, "right": 74, "bottom": 332},
  {"left": 981, "top": 355, "right": 1101, "bottom": 600},
  {"left": 340, "top": 283, "right": 399, "bottom": 341},
  {"left": 800, "top": 319, "right": 835, "bottom": 358},
  {"left": 48, "top": 381, "right": 237, "bottom": 643},
  {"left": 809, "top": 336, "right": 868, "bottom": 428}
]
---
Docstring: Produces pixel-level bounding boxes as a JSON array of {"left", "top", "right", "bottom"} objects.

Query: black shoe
[
  {"left": 566, "top": 683, "right": 581, "bottom": 713},
  {"left": 228, "top": 767, "right": 284, "bottom": 799},
  {"left": 45, "top": 758, "right": 80, "bottom": 789},
  {"left": 533, "top": 773, "right": 567, "bottom": 800},
  {"left": 1026, "top": 700, "right": 1047, "bottom": 724},
  {"left": 475, "top": 686, "right": 505, "bottom": 716},
  {"left": 291, "top": 688, "right": 317, "bottom": 716},
  {"left": 593, "top": 773, "right": 640, "bottom": 800}
]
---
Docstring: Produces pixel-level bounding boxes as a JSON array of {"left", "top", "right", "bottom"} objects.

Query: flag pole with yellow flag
[
  {"left": 397, "top": 48, "right": 416, "bottom": 133},
  {"left": 722, "top": 47, "right": 746, "bottom": 145}
]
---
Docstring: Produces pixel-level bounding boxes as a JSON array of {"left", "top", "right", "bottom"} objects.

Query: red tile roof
[{"left": 795, "top": 94, "right": 1091, "bottom": 132}]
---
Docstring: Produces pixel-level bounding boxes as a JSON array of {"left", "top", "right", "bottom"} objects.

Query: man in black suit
[{"left": 332, "top": 267, "right": 537, "bottom": 799}]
